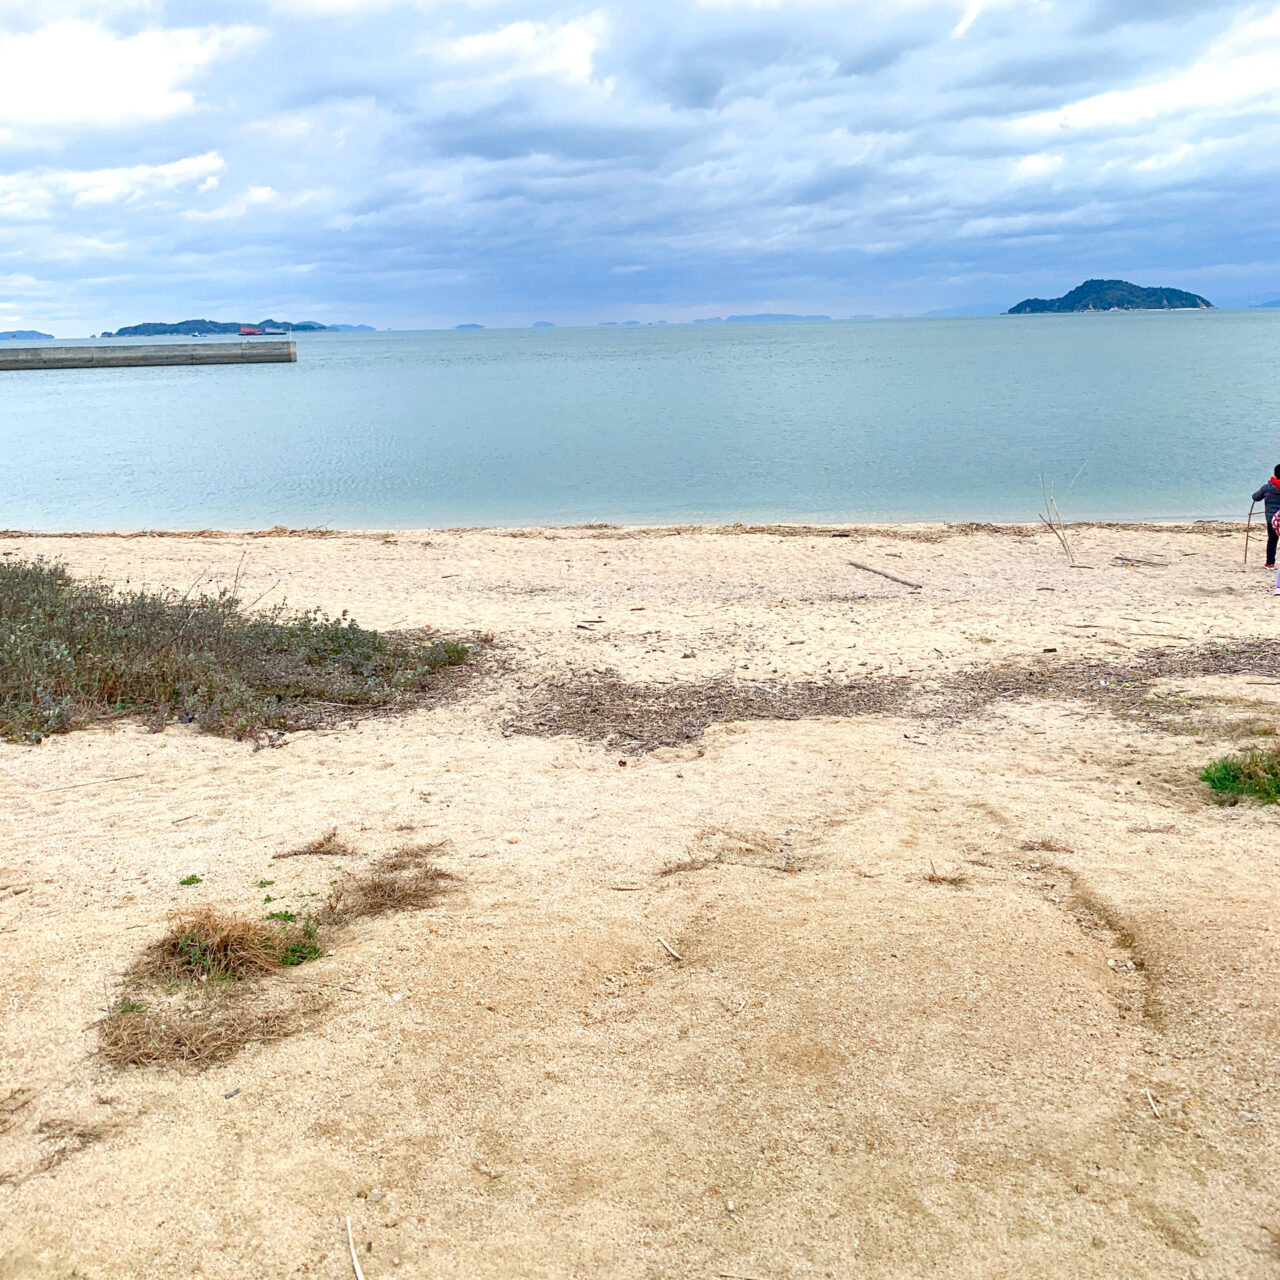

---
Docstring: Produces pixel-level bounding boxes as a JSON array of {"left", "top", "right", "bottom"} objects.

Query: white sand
[{"left": 1, "top": 522, "right": 1278, "bottom": 1278}]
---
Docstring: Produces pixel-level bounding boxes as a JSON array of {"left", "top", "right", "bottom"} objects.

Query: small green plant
[
  {"left": 263, "top": 895, "right": 274, "bottom": 903},
  {"left": 115, "top": 998, "right": 146, "bottom": 1015},
  {"left": 277, "top": 917, "right": 322, "bottom": 966},
  {"left": 1201, "top": 747, "right": 1280, "bottom": 804},
  {"left": 266, "top": 910, "right": 296, "bottom": 923},
  {"left": 179, "top": 874, "right": 203, "bottom": 886},
  {"left": 257, "top": 879, "right": 274, "bottom": 889}
]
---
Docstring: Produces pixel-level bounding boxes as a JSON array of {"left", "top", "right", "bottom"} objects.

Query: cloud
[
  {"left": 3, "top": 0, "right": 1280, "bottom": 331},
  {"left": 439, "top": 15, "right": 607, "bottom": 85},
  {"left": 183, "top": 183, "right": 325, "bottom": 219},
  {"left": 1013, "top": 5, "right": 1280, "bottom": 135},
  {"left": 0, "top": 20, "right": 260, "bottom": 129},
  {"left": 0, "top": 152, "right": 224, "bottom": 218}
]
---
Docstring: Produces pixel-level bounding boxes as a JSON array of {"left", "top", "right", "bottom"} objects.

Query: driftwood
[{"left": 847, "top": 561, "right": 922, "bottom": 590}]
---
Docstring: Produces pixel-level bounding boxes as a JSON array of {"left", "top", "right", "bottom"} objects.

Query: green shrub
[
  {"left": 1200, "top": 747, "right": 1280, "bottom": 804},
  {"left": 0, "top": 557, "right": 469, "bottom": 743},
  {"left": 276, "top": 917, "right": 322, "bottom": 966}
]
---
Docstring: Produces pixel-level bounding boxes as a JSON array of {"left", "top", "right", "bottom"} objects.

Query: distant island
[
  {"left": 1251, "top": 299, "right": 1280, "bottom": 309},
  {"left": 695, "top": 313, "right": 831, "bottom": 324},
  {"left": 0, "top": 330, "right": 54, "bottom": 340},
  {"left": 1008, "top": 279, "right": 1214, "bottom": 314},
  {"left": 100, "top": 319, "right": 369, "bottom": 337}
]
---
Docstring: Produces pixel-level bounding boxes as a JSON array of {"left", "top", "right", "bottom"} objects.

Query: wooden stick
[
  {"left": 847, "top": 561, "right": 922, "bottom": 590},
  {"left": 346, "top": 1217, "right": 366, "bottom": 1280},
  {"left": 657, "top": 935, "right": 684, "bottom": 961},
  {"left": 1145, "top": 1089, "right": 1160, "bottom": 1119},
  {"left": 1245, "top": 502, "right": 1256, "bottom": 565}
]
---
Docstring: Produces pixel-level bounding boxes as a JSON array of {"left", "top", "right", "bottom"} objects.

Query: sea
[{"left": 4, "top": 310, "right": 1279, "bottom": 530}]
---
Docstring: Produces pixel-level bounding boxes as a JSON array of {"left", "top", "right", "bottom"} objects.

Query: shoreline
[{"left": 0, "top": 516, "right": 1252, "bottom": 539}]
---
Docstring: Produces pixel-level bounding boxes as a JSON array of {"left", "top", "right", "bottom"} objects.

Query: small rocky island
[
  {"left": 1008, "top": 279, "right": 1214, "bottom": 314},
  {"left": 100, "top": 319, "right": 371, "bottom": 337}
]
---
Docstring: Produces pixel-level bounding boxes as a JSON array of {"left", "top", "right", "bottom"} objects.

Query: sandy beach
[{"left": 2, "top": 520, "right": 1279, "bottom": 1279}]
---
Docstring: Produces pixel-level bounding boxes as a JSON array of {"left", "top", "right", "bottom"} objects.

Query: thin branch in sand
[
  {"left": 657, "top": 935, "right": 684, "bottom": 961},
  {"left": 1038, "top": 475, "right": 1076, "bottom": 566},
  {"left": 1112, "top": 556, "right": 1168, "bottom": 568},
  {"left": 847, "top": 560, "right": 922, "bottom": 590},
  {"left": 1146, "top": 1090, "right": 1161, "bottom": 1119},
  {"left": 346, "top": 1217, "right": 367, "bottom": 1280},
  {"left": 33, "top": 773, "right": 146, "bottom": 794}
]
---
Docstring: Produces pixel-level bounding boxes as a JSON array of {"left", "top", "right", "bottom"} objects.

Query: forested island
[
  {"left": 1, "top": 330, "right": 54, "bottom": 340},
  {"left": 100, "top": 319, "right": 372, "bottom": 336},
  {"left": 1008, "top": 279, "right": 1214, "bottom": 314}
]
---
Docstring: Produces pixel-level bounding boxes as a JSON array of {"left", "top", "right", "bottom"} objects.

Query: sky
[{"left": 1, "top": 0, "right": 1279, "bottom": 333}]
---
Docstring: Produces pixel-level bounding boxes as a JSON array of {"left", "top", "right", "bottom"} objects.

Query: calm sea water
[{"left": 4, "top": 312, "right": 1279, "bottom": 529}]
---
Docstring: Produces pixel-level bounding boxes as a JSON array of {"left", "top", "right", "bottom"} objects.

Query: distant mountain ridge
[
  {"left": 1008, "top": 279, "right": 1214, "bottom": 314},
  {"left": 100, "top": 319, "right": 368, "bottom": 337},
  {"left": 0, "top": 329, "right": 53, "bottom": 340}
]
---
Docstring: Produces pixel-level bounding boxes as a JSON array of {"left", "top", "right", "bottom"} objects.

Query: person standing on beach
[{"left": 1253, "top": 466, "right": 1280, "bottom": 570}]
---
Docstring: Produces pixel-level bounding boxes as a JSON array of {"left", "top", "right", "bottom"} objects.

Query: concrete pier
[{"left": 0, "top": 340, "right": 296, "bottom": 371}]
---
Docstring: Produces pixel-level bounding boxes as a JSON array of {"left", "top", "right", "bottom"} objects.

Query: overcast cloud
[{"left": 1, "top": 0, "right": 1278, "bottom": 332}]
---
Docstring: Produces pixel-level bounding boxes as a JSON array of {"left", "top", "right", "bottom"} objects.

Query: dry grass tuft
[
  {"left": 99, "top": 990, "right": 315, "bottom": 1068},
  {"left": 0, "top": 1087, "right": 33, "bottom": 1135},
  {"left": 1225, "top": 717, "right": 1278, "bottom": 741},
  {"left": 659, "top": 851, "right": 801, "bottom": 877},
  {"left": 325, "top": 845, "right": 455, "bottom": 923},
  {"left": 102, "top": 842, "right": 455, "bottom": 1070},
  {"left": 275, "top": 827, "right": 356, "bottom": 859},
  {"left": 133, "top": 907, "right": 282, "bottom": 981},
  {"left": 1019, "top": 836, "right": 1073, "bottom": 853},
  {"left": 378, "top": 840, "right": 448, "bottom": 872},
  {"left": 924, "top": 860, "right": 969, "bottom": 888},
  {"left": 0, "top": 1115, "right": 110, "bottom": 1187},
  {"left": 659, "top": 855, "right": 719, "bottom": 877}
]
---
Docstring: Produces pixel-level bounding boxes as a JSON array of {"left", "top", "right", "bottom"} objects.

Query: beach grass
[
  {"left": 1200, "top": 747, "right": 1280, "bottom": 804},
  {"left": 0, "top": 556, "right": 468, "bottom": 743}
]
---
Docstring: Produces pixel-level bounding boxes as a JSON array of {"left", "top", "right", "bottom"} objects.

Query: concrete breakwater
[{"left": 0, "top": 340, "right": 296, "bottom": 371}]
